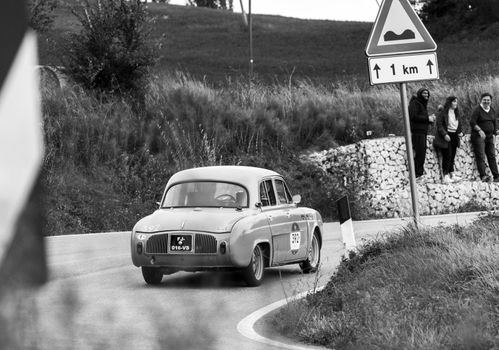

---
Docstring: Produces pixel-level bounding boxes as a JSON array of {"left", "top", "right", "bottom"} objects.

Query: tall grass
[
  {"left": 270, "top": 215, "right": 499, "bottom": 349},
  {"left": 41, "top": 73, "right": 499, "bottom": 234}
]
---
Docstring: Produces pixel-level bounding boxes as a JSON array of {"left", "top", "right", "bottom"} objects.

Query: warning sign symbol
[
  {"left": 365, "top": 0, "right": 436, "bottom": 56},
  {"left": 378, "top": 0, "right": 424, "bottom": 46}
]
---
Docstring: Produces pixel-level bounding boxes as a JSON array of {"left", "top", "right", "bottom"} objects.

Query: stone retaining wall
[{"left": 308, "top": 135, "right": 499, "bottom": 218}]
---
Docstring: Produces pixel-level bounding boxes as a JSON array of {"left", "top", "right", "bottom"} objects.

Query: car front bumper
[{"left": 131, "top": 231, "right": 244, "bottom": 270}]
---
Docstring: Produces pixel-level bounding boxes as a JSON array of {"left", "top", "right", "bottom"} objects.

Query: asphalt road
[{"left": 30, "top": 212, "right": 484, "bottom": 350}]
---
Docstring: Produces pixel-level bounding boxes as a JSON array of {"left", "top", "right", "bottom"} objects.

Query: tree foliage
[
  {"left": 187, "top": 0, "right": 233, "bottom": 10},
  {"left": 63, "top": 0, "right": 157, "bottom": 101},
  {"left": 27, "top": 0, "right": 57, "bottom": 33},
  {"left": 420, "top": 0, "right": 499, "bottom": 39}
]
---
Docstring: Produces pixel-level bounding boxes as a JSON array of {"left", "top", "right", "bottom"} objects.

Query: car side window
[
  {"left": 275, "top": 179, "right": 292, "bottom": 204},
  {"left": 259, "top": 182, "right": 269, "bottom": 206},
  {"left": 283, "top": 181, "right": 293, "bottom": 202},
  {"left": 259, "top": 180, "right": 276, "bottom": 207}
]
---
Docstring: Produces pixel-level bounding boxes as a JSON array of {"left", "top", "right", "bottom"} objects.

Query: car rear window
[{"left": 162, "top": 181, "right": 248, "bottom": 208}]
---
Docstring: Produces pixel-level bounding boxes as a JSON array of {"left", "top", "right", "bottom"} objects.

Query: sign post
[
  {"left": 400, "top": 82, "right": 420, "bottom": 222},
  {"left": 365, "top": 0, "right": 438, "bottom": 226}
]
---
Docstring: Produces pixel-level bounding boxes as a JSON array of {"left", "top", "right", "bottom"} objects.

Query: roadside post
[
  {"left": 337, "top": 196, "right": 356, "bottom": 253},
  {"left": 365, "top": 0, "right": 439, "bottom": 227},
  {"left": 0, "top": 0, "right": 46, "bottom": 320}
]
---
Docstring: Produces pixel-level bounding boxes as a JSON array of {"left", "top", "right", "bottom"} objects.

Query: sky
[{"left": 168, "top": 0, "right": 381, "bottom": 22}]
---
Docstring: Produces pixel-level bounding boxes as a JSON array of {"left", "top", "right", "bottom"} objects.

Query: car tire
[
  {"left": 142, "top": 266, "right": 163, "bottom": 285},
  {"left": 300, "top": 231, "right": 321, "bottom": 273},
  {"left": 242, "top": 245, "right": 265, "bottom": 287}
]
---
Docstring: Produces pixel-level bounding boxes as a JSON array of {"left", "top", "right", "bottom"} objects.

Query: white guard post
[{"left": 337, "top": 196, "right": 357, "bottom": 253}]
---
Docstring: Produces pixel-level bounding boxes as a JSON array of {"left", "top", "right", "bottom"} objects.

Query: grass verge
[{"left": 269, "top": 214, "right": 499, "bottom": 350}]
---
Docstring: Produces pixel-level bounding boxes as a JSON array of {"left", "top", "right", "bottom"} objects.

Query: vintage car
[{"left": 131, "top": 165, "right": 323, "bottom": 286}]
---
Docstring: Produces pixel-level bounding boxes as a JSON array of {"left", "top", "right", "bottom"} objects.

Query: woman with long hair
[{"left": 433, "top": 96, "right": 463, "bottom": 183}]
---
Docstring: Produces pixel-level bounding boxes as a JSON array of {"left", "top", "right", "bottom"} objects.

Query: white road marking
[{"left": 237, "top": 285, "right": 328, "bottom": 350}]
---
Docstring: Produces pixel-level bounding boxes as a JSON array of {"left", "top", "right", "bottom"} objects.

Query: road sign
[
  {"left": 364, "top": 0, "right": 439, "bottom": 226},
  {"left": 368, "top": 52, "right": 439, "bottom": 85},
  {"left": 365, "top": 0, "right": 437, "bottom": 57}
]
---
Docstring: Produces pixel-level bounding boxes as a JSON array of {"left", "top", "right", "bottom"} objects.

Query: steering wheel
[{"left": 216, "top": 194, "right": 237, "bottom": 203}]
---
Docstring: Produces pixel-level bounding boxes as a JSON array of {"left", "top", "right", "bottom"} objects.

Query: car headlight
[{"left": 137, "top": 233, "right": 147, "bottom": 240}]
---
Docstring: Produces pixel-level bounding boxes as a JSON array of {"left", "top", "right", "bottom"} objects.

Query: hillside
[
  {"left": 38, "top": 3, "right": 499, "bottom": 86},
  {"left": 39, "top": 3, "right": 371, "bottom": 85},
  {"left": 37, "top": 3, "right": 499, "bottom": 236}
]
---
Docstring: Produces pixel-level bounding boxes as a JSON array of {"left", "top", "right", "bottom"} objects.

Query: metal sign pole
[{"left": 399, "top": 82, "right": 420, "bottom": 227}]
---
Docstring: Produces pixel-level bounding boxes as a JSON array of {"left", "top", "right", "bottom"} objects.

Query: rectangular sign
[{"left": 368, "top": 52, "right": 438, "bottom": 85}]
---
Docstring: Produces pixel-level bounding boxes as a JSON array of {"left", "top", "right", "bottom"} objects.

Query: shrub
[{"left": 62, "top": 0, "right": 157, "bottom": 101}]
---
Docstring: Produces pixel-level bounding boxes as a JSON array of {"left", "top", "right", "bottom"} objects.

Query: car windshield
[{"left": 162, "top": 181, "right": 248, "bottom": 208}]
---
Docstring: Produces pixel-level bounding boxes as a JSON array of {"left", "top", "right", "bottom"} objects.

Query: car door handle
[
  {"left": 267, "top": 215, "right": 273, "bottom": 222},
  {"left": 285, "top": 211, "right": 291, "bottom": 218}
]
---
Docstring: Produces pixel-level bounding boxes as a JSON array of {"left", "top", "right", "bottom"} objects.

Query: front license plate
[{"left": 170, "top": 234, "right": 193, "bottom": 252}]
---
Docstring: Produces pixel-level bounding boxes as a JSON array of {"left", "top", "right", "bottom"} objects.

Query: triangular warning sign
[{"left": 365, "top": 0, "right": 436, "bottom": 56}]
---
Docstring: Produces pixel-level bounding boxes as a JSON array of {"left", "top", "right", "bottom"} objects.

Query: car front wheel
[
  {"left": 142, "top": 266, "right": 163, "bottom": 285},
  {"left": 300, "top": 231, "right": 320, "bottom": 273},
  {"left": 242, "top": 245, "right": 265, "bottom": 287}
]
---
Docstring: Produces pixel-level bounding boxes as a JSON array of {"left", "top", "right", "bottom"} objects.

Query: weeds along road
[{"left": 32, "top": 212, "right": 483, "bottom": 350}]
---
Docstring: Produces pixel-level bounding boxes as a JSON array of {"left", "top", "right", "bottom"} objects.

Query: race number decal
[{"left": 290, "top": 223, "right": 301, "bottom": 254}]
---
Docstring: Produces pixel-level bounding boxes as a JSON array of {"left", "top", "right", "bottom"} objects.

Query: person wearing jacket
[
  {"left": 433, "top": 96, "right": 463, "bottom": 184},
  {"left": 409, "top": 88, "right": 435, "bottom": 181},
  {"left": 470, "top": 92, "right": 499, "bottom": 182}
]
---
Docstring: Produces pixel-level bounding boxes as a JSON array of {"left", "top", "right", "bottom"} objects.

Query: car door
[
  {"left": 257, "top": 179, "right": 285, "bottom": 264},
  {"left": 269, "top": 178, "right": 309, "bottom": 264}
]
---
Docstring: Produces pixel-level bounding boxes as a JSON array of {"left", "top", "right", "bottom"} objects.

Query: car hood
[{"left": 134, "top": 208, "right": 249, "bottom": 233}]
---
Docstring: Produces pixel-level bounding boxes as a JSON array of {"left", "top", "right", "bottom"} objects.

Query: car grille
[
  {"left": 145, "top": 233, "right": 217, "bottom": 254},
  {"left": 146, "top": 234, "right": 169, "bottom": 254},
  {"left": 195, "top": 234, "right": 217, "bottom": 254}
]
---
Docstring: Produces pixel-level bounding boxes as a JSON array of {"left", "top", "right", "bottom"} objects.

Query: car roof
[{"left": 167, "top": 166, "right": 281, "bottom": 186}]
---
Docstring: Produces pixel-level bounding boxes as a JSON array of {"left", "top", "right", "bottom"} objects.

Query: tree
[
  {"left": 63, "top": 0, "right": 157, "bottom": 101},
  {"left": 27, "top": 0, "right": 57, "bottom": 33},
  {"left": 187, "top": 0, "right": 233, "bottom": 11},
  {"left": 420, "top": 0, "right": 499, "bottom": 39}
]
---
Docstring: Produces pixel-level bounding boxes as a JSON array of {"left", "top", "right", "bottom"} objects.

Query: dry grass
[
  {"left": 41, "top": 72, "right": 499, "bottom": 234},
  {"left": 271, "top": 215, "right": 499, "bottom": 349}
]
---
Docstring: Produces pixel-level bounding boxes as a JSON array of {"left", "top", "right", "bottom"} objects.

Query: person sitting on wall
[
  {"left": 433, "top": 96, "right": 463, "bottom": 184},
  {"left": 470, "top": 92, "right": 499, "bottom": 182}
]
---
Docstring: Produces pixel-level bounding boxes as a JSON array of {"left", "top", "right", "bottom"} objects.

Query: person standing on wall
[
  {"left": 433, "top": 96, "right": 463, "bottom": 184},
  {"left": 409, "top": 88, "right": 435, "bottom": 182},
  {"left": 470, "top": 92, "right": 499, "bottom": 182}
]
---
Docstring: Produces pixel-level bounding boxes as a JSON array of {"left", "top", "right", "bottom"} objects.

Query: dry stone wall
[{"left": 308, "top": 135, "right": 499, "bottom": 218}]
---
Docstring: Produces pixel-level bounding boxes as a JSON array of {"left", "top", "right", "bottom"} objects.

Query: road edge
[{"left": 236, "top": 285, "right": 328, "bottom": 350}]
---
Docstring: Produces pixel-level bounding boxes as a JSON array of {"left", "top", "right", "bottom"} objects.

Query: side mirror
[
  {"left": 255, "top": 202, "right": 262, "bottom": 208},
  {"left": 292, "top": 194, "right": 301, "bottom": 204},
  {"left": 156, "top": 201, "right": 161, "bottom": 208}
]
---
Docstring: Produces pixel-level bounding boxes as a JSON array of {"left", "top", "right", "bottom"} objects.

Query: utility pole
[{"left": 248, "top": 0, "right": 253, "bottom": 83}]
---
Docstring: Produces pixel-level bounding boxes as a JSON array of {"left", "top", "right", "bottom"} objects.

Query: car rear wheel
[
  {"left": 242, "top": 245, "right": 265, "bottom": 287},
  {"left": 142, "top": 266, "right": 163, "bottom": 285},
  {"left": 300, "top": 231, "right": 320, "bottom": 273}
]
